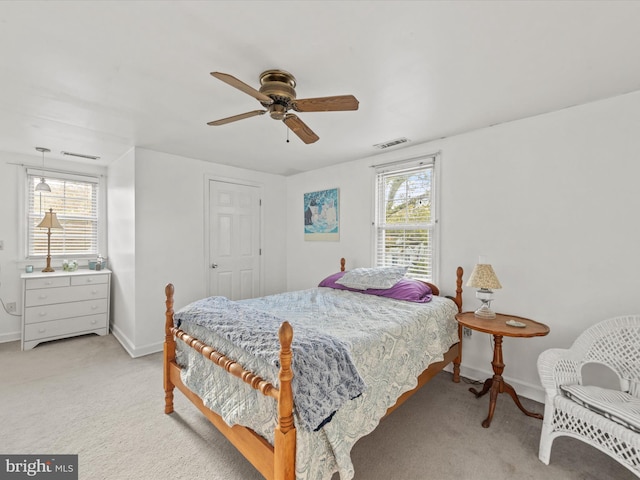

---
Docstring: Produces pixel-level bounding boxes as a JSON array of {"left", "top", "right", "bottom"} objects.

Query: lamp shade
[
  {"left": 466, "top": 264, "right": 502, "bottom": 290},
  {"left": 37, "top": 209, "right": 63, "bottom": 229},
  {"left": 34, "top": 147, "right": 52, "bottom": 192},
  {"left": 35, "top": 178, "right": 51, "bottom": 192}
]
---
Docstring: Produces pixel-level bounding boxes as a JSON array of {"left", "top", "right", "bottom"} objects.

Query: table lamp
[
  {"left": 37, "top": 208, "right": 63, "bottom": 272},
  {"left": 466, "top": 261, "right": 502, "bottom": 319}
]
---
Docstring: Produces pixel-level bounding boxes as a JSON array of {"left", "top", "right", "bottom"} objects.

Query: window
[
  {"left": 374, "top": 154, "right": 438, "bottom": 282},
  {"left": 26, "top": 169, "right": 101, "bottom": 259}
]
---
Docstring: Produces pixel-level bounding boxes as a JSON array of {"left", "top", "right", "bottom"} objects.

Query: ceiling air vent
[
  {"left": 61, "top": 151, "right": 101, "bottom": 160},
  {"left": 373, "top": 137, "right": 410, "bottom": 150}
]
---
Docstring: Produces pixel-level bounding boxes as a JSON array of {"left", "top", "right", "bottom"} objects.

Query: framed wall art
[{"left": 303, "top": 188, "right": 339, "bottom": 241}]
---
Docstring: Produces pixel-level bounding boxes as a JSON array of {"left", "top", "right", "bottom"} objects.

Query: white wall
[
  {"left": 107, "top": 148, "right": 136, "bottom": 351},
  {"left": 0, "top": 152, "right": 26, "bottom": 341},
  {"left": 285, "top": 158, "right": 377, "bottom": 288},
  {"left": 108, "top": 148, "right": 288, "bottom": 357},
  {"left": 0, "top": 151, "right": 107, "bottom": 342},
  {"left": 285, "top": 91, "right": 640, "bottom": 402}
]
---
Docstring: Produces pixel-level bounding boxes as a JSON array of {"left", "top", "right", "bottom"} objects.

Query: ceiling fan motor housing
[{"left": 259, "top": 69, "right": 297, "bottom": 119}]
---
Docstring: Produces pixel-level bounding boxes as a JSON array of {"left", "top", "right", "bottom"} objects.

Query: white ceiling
[{"left": 1, "top": 1, "right": 640, "bottom": 176}]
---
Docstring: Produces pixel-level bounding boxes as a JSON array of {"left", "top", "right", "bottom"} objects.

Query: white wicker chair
[{"left": 537, "top": 315, "right": 640, "bottom": 477}]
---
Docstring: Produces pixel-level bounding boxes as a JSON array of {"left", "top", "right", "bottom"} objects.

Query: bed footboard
[{"left": 163, "top": 284, "right": 296, "bottom": 480}]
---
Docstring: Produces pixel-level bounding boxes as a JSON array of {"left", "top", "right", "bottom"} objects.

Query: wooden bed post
[
  {"left": 274, "top": 321, "right": 296, "bottom": 480},
  {"left": 164, "top": 283, "right": 176, "bottom": 414},
  {"left": 453, "top": 266, "right": 464, "bottom": 313},
  {"left": 452, "top": 267, "right": 464, "bottom": 383},
  {"left": 340, "top": 257, "right": 346, "bottom": 272}
]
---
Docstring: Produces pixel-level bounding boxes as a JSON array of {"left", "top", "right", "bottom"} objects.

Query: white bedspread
[
  {"left": 175, "top": 287, "right": 459, "bottom": 480},
  {"left": 174, "top": 295, "right": 366, "bottom": 431}
]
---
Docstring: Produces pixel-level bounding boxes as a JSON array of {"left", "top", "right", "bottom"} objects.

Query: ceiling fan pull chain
[{"left": 286, "top": 125, "right": 290, "bottom": 143}]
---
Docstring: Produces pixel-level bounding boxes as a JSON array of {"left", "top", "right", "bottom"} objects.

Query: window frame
[
  {"left": 24, "top": 167, "right": 106, "bottom": 262},
  {"left": 373, "top": 153, "right": 440, "bottom": 283}
]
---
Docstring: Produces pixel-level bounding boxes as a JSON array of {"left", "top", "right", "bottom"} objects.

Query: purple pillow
[{"left": 319, "top": 271, "right": 432, "bottom": 303}]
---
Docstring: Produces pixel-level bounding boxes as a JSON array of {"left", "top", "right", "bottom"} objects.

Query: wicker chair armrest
[{"left": 538, "top": 347, "right": 582, "bottom": 392}]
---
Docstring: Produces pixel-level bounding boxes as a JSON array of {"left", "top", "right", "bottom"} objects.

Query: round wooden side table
[{"left": 455, "top": 311, "right": 550, "bottom": 428}]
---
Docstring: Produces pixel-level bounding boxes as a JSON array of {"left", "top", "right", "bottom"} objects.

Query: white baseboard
[
  {"left": 110, "top": 323, "right": 163, "bottom": 358},
  {"left": 0, "top": 331, "right": 20, "bottom": 344},
  {"left": 445, "top": 363, "right": 545, "bottom": 404}
]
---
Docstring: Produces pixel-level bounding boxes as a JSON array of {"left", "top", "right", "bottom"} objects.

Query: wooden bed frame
[{"left": 163, "top": 260, "right": 464, "bottom": 480}]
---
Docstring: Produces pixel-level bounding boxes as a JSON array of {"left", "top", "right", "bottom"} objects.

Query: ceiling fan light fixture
[{"left": 270, "top": 104, "right": 288, "bottom": 120}]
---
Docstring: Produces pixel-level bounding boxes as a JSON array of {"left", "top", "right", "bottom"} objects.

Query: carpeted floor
[{"left": 0, "top": 334, "right": 634, "bottom": 479}]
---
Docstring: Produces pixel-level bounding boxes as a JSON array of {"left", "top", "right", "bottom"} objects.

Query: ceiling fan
[{"left": 207, "top": 69, "right": 359, "bottom": 144}]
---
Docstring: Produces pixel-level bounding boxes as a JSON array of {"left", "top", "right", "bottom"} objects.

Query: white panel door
[{"left": 209, "top": 180, "right": 261, "bottom": 300}]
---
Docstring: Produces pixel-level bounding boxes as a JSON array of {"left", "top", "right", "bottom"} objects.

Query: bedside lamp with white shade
[{"left": 466, "top": 260, "right": 502, "bottom": 319}]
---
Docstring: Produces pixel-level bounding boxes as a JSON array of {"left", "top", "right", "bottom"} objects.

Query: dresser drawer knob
[
  {"left": 38, "top": 295, "right": 48, "bottom": 300},
  {"left": 91, "top": 305, "right": 98, "bottom": 310},
  {"left": 44, "top": 281, "right": 52, "bottom": 285},
  {"left": 86, "top": 278, "right": 93, "bottom": 283},
  {"left": 91, "top": 289, "right": 98, "bottom": 294},
  {"left": 91, "top": 319, "right": 97, "bottom": 325},
  {"left": 39, "top": 311, "right": 47, "bottom": 317}
]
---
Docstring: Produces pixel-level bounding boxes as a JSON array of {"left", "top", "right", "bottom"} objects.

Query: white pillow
[{"left": 335, "top": 266, "right": 408, "bottom": 290}]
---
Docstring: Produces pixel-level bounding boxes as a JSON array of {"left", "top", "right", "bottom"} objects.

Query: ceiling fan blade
[
  {"left": 207, "top": 110, "right": 267, "bottom": 126},
  {"left": 293, "top": 95, "right": 359, "bottom": 112},
  {"left": 210, "top": 72, "right": 273, "bottom": 104},
  {"left": 283, "top": 114, "right": 320, "bottom": 144}
]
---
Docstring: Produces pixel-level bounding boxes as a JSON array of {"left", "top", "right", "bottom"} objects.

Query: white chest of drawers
[{"left": 20, "top": 269, "right": 111, "bottom": 350}]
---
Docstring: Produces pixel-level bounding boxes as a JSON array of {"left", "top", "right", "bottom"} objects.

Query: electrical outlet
[
  {"left": 463, "top": 326, "right": 472, "bottom": 337},
  {"left": 7, "top": 302, "right": 16, "bottom": 313}
]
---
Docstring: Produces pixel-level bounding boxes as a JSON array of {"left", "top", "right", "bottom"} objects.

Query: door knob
[{"left": 211, "top": 263, "right": 219, "bottom": 269}]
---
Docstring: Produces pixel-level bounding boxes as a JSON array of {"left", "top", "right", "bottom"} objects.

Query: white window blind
[
  {"left": 27, "top": 169, "right": 100, "bottom": 259},
  {"left": 374, "top": 156, "right": 437, "bottom": 282}
]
